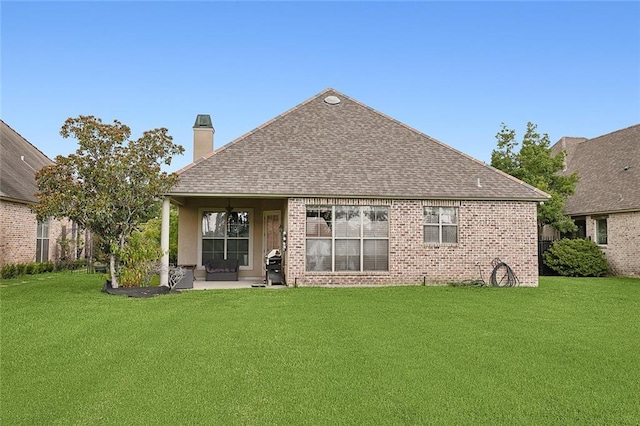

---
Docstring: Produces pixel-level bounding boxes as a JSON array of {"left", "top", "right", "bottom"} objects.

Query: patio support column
[{"left": 160, "top": 197, "right": 170, "bottom": 287}]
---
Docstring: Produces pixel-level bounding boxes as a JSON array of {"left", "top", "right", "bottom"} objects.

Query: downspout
[{"left": 160, "top": 197, "right": 171, "bottom": 287}]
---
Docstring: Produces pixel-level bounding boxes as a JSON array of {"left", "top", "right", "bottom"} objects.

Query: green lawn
[{"left": 1, "top": 273, "right": 639, "bottom": 425}]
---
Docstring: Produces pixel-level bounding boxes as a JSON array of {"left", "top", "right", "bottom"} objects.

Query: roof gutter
[
  {"left": 568, "top": 207, "right": 640, "bottom": 217},
  {"left": 0, "top": 195, "right": 35, "bottom": 205},
  {"left": 165, "top": 192, "right": 549, "bottom": 203}
]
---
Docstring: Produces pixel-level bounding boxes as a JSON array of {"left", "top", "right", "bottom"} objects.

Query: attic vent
[{"left": 324, "top": 95, "right": 341, "bottom": 105}]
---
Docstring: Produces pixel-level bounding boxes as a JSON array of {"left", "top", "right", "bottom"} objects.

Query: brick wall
[
  {"left": 0, "top": 200, "right": 70, "bottom": 266},
  {"left": 586, "top": 212, "right": 640, "bottom": 277},
  {"left": 286, "top": 198, "right": 539, "bottom": 287}
]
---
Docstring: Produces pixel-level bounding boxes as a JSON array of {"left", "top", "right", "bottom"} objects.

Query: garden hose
[{"left": 489, "top": 258, "right": 520, "bottom": 287}]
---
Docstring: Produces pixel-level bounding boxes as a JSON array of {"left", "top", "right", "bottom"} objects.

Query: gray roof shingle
[
  {"left": 170, "top": 89, "right": 548, "bottom": 201},
  {"left": 0, "top": 120, "right": 53, "bottom": 204},
  {"left": 555, "top": 124, "right": 640, "bottom": 215}
]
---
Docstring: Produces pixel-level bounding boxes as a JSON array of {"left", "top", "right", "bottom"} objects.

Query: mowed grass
[{"left": 1, "top": 273, "right": 639, "bottom": 425}]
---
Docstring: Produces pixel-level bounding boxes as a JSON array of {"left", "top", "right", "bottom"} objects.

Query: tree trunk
[{"left": 109, "top": 254, "right": 119, "bottom": 288}]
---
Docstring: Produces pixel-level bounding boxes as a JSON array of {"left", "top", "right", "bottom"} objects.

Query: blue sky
[{"left": 2, "top": 1, "right": 639, "bottom": 172}]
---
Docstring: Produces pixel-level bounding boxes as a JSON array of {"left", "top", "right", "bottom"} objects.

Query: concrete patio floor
[{"left": 189, "top": 278, "right": 288, "bottom": 290}]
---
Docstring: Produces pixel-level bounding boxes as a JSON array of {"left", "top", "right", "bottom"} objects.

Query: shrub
[
  {"left": 1, "top": 264, "right": 17, "bottom": 279},
  {"left": 25, "top": 263, "right": 36, "bottom": 275},
  {"left": 72, "top": 259, "right": 87, "bottom": 270},
  {"left": 543, "top": 238, "right": 609, "bottom": 277},
  {"left": 1, "top": 263, "right": 31, "bottom": 279},
  {"left": 55, "top": 260, "right": 71, "bottom": 272},
  {"left": 16, "top": 263, "right": 28, "bottom": 276},
  {"left": 43, "top": 261, "right": 55, "bottom": 273},
  {"left": 0, "top": 260, "right": 72, "bottom": 279}
]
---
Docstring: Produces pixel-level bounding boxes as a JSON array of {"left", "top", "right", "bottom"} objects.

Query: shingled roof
[
  {"left": 555, "top": 124, "right": 640, "bottom": 215},
  {"left": 0, "top": 120, "right": 53, "bottom": 204},
  {"left": 170, "top": 89, "right": 548, "bottom": 201}
]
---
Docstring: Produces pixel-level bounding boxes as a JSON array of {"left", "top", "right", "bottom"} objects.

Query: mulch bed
[{"left": 102, "top": 281, "right": 180, "bottom": 298}]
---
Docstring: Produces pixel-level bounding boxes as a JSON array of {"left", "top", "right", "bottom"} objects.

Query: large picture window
[
  {"left": 202, "top": 211, "right": 250, "bottom": 266},
  {"left": 424, "top": 207, "right": 458, "bottom": 244},
  {"left": 306, "top": 205, "right": 388, "bottom": 272},
  {"left": 36, "top": 219, "right": 50, "bottom": 262}
]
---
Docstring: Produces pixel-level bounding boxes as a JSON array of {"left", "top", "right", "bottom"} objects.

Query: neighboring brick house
[
  {"left": 0, "top": 120, "right": 74, "bottom": 266},
  {"left": 552, "top": 124, "right": 640, "bottom": 276},
  {"left": 165, "top": 89, "right": 549, "bottom": 287}
]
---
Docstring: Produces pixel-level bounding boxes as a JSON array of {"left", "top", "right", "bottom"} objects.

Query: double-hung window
[
  {"left": 306, "top": 205, "right": 389, "bottom": 272},
  {"left": 424, "top": 207, "right": 458, "bottom": 244},
  {"left": 202, "top": 211, "right": 250, "bottom": 266},
  {"left": 36, "top": 219, "right": 50, "bottom": 262}
]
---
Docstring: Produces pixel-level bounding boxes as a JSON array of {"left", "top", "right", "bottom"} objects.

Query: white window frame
[
  {"left": 423, "top": 207, "right": 459, "bottom": 244},
  {"left": 198, "top": 208, "right": 253, "bottom": 270},
  {"left": 305, "top": 205, "right": 389, "bottom": 272}
]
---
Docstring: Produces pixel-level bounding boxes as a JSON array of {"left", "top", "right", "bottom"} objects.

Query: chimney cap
[{"left": 193, "top": 114, "right": 213, "bottom": 129}]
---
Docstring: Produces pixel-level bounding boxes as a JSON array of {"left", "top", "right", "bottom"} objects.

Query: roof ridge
[
  {"left": 557, "top": 136, "right": 588, "bottom": 142},
  {"left": 585, "top": 123, "right": 640, "bottom": 143}
]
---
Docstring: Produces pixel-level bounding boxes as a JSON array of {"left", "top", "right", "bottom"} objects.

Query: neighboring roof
[
  {"left": 553, "top": 124, "right": 640, "bottom": 216},
  {"left": 171, "top": 89, "right": 548, "bottom": 201},
  {"left": 0, "top": 120, "right": 53, "bottom": 204}
]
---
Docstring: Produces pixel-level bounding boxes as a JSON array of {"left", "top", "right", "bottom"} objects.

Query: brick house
[
  {"left": 0, "top": 120, "right": 75, "bottom": 267},
  {"left": 552, "top": 124, "right": 640, "bottom": 276},
  {"left": 163, "top": 89, "right": 549, "bottom": 287}
]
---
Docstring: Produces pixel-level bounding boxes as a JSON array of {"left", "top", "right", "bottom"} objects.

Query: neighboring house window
[
  {"left": 202, "top": 211, "right": 250, "bottom": 266},
  {"left": 306, "top": 205, "right": 389, "bottom": 272},
  {"left": 424, "top": 207, "right": 458, "bottom": 244},
  {"left": 36, "top": 219, "right": 50, "bottom": 262},
  {"left": 595, "top": 218, "right": 607, "bottom": 245},
  {"left": 574, "top": 218, "right": 586, "bottom": 239}
]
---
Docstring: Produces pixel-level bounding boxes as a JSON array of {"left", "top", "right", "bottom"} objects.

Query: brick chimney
[
  {"left": 193, "top": 114, "right": 214, "bottom": 162},
  {"left": 552, "top": 136, "right": 587, "bottom": 171}
]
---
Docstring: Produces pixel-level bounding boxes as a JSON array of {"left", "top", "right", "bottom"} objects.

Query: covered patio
[{"left": 159, "top": 196, "right": 288, "bottom": 287}]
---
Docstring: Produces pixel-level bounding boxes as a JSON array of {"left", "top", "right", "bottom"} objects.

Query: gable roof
[
  {"left": 554, "top": 124, "right": 640, "bottom": 215},
  {"left": 170, "top": 89, "right": 548, "bottom": 201},
  {"left": 0, "top": 120, "right": 53, "bottom": 204}
]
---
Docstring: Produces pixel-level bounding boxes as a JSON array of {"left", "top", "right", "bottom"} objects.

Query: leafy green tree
[
  {"left": 138, "top": 205, "right": 179, "bottom": 264},
  {"left": 491, "top": 122, "right": 578, "bottom": 234},
  {"left": 34, "top": 116, "right": 184, "bottom": 287}
]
